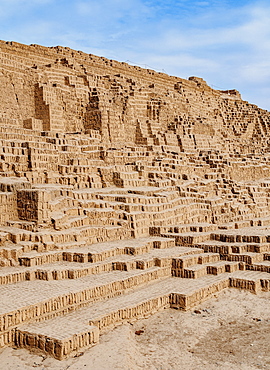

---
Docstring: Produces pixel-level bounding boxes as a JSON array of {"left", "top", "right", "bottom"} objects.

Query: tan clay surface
[
  {"left": 0, "top": 40, "right": 269, "bottom": 364},
  {"left": 0, "top": 289, "right": 269, "bottom": 369}
]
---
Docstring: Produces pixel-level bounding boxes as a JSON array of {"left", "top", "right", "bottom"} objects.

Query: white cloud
[{"left": 122, "top": 2, "right": 270, "bottom": 109}]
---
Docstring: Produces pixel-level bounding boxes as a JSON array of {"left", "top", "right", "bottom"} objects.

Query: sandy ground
[{"left": 0, "top": 288, "right": 269, "bottom": 370}]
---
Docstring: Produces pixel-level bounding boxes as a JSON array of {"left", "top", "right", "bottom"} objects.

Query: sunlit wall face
[{"left": 0, "top": 0, "right": 269, "bottom": 111}]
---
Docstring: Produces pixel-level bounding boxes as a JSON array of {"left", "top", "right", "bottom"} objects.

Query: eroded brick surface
[{"left": 0, "top": 40, "right": 270, "bottom": 359}]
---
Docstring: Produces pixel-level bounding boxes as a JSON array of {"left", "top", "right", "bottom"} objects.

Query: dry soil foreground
[{"left": 0, "top": 288, "right": 269, "bottom": 370}]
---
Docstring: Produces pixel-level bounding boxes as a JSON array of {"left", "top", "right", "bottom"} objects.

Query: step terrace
[
  {"left": 210, "top": 226, "right": 270, "bottom": 243},
  {"left": 15, "top": 279, "right": 172, "bottom": 359},
  {"left": 16, "top": 269, "right": 269, "bottom": 360},
  {"left": 162, "top": 231, "right": 213, "bottom": 245},
  {"left": 221, "top": 252, "right": 264, "bottom": 264},
  {"left": 0, "top": 246, "right": 203, "bottom": 285},
  {"left": 16, "top": 237, "right": 176, "bottom": 267},
  {"left": 15, "top": 274, "right": 228, "bottom": 359},
  {"left": 195, "top": 240, "right": 270, "bottom": 254},
  {"left": 172, "top": 252, "right": 220, "bottom": 270},
  {"left": 0, "top": 266, "right": 171, "bottom": 346},
  {"left": 246, "top": 260, "right": 270, "bottom": 273},
  {"left": 229, "top": 270, "right": 270, "bottom": 293}
]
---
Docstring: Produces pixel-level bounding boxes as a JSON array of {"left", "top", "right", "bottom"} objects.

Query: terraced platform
[
  {"left": 1, "top": 40, "right": 270, "bottom": 360},
  {"left": 1, "top": 225, "right": 270, "bottom": 359}
]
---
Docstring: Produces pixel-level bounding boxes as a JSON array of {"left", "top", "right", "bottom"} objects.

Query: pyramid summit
[{"left": 0, "top": 40, "right": 270, "bottom": 360}]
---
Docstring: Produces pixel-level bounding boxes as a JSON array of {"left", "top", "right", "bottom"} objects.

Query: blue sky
[{"left": 0, "top": 0, "right": 270, "bottom": 111}]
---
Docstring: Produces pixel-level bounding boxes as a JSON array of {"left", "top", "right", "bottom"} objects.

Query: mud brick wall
[
  {"left": 1, "top": 40, "right": 270, "bottom": 362},
  {"left": 17, "top": 189, "right": 51, "bottom": 223},
  {"left": 23, "top": 118, "right": 43, "bottom": 131},
  {"left": 0, "top": 39, "right": 270, "bottom": 155},
  {"left": 0, "top": 192, "right": 18, "bottom": 224}
]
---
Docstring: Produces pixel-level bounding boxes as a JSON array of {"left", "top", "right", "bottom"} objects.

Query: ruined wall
[
  {"left": 2, "top": 41, "right": 270, "bottom": 362},
  {"left": 0, "top": 40, "right": 269, "bottom": 153}
]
